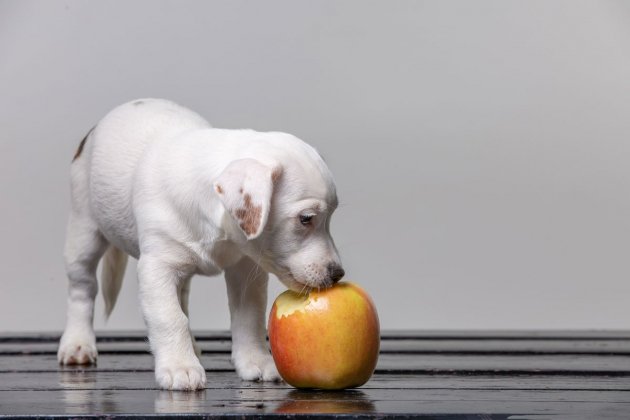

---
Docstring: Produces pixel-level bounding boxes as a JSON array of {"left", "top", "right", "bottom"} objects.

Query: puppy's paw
[
  {"left": 58, "top": 332, "right": 98, "bottom": 365},
  {"left": 155, "top": 359, "right": 206, "bottom": 391},
  {"left": 233, "top": 351, "right": 281, "bottom": 382}
]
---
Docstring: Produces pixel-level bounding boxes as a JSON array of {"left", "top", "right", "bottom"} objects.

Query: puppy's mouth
[
  {"left": 277, "top": 272, "right": 338, "bottom": 295},
  {"left": 277, "top": 274, "right": 312, "bottom": 295},
  {"left": 262, "top": 260, "right": 329, "bottom": 294},
  {"left": 258, "top": 260, "right": 311, "bottom": 294}
]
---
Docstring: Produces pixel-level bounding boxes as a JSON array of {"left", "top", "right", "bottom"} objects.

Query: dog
[{"left": 57, "top": 98, "right": 344, "bottom": 390}]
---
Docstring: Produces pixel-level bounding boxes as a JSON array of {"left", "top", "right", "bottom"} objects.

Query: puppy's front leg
[
  {"left": 138, "top": 255, "right": 206, "bottom": 390},
  {"left": 225, "top": 257, "right": 280, "bottom": 381}
]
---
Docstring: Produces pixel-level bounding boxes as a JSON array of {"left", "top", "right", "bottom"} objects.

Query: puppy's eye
[{"left": 299, "top": 214, "right": 314, "bottom": 226}]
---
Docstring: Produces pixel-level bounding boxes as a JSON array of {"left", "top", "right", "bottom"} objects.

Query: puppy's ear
[{"left": 214, "top": 158, "right": 282, "bottom": 240}]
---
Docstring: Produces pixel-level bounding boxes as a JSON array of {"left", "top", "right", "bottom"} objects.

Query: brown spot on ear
[
  {"left": 215, "top": 184, "right": 223, "bottom": 194},
  {"left": 234, "top": 193, "right": 262, "bottom": 236},
  {"left": 72, "top": 127, "right": 94, "bottom": 162}
]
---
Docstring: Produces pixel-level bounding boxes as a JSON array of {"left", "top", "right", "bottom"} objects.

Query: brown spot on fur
[
  {"left": 215, "top": 184, "right": 223, "bottom": 194},
  {"left": 271, "top": 167, "right": 282, "bottom": 183},
  {"left": 234, "top": 193, "right": 262, "bottom": 236},
  {"left": 72, "top": 127, "right": 94, "bottom": 162}
]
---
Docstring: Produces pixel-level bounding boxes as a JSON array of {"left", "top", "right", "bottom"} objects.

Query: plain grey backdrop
[{"left": 1, "top": 0, "right": 629, "bottom": 332}]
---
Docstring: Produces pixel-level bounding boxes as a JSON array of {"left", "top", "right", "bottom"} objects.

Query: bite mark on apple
[{"left": 274, "top": 291, "right": 310, "bottom": 318}]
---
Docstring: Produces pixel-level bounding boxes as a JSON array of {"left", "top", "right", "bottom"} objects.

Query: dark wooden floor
[{"left": 1, "top": 331, "right": 629, "bottom": 419}]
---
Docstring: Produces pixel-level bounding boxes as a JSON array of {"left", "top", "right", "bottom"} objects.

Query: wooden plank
[
  {"left": 1, "top": 371, "right": 630, "bottom": 392},
  {"left": 3, "top": 330, "right": 630, "bottom": 342},
  {"left": 0, "top": 340, "right": 230, "bottom": 355},
  {"left": 1, "top": 353, "right": 629, "bottom": 374},
  {"left": 0, "top": 388, "right": 628, "bottom": 417},
  {"left": 4, "top": 338, "right": 630, "bottom": 355}
]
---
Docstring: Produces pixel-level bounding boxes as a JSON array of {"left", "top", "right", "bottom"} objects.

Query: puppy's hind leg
[
  {"left": 225, "top": 257, "right": 280, "bottom": 382},
  {"left": 58, "top": 213, "right": 108, "bottom": 365}
]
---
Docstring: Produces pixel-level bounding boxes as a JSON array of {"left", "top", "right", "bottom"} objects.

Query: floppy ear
[{"left": 213, "top": 158, "right": 282, "bottom": 240}]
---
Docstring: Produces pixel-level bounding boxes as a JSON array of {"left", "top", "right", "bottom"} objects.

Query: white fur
[{"left": 58, "top": 98, "right": 343, "bottom": 390}]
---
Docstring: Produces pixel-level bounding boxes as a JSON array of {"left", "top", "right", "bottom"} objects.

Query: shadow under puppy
[{"left": 58, "top": 98, "right": 345, "bottom": 390}]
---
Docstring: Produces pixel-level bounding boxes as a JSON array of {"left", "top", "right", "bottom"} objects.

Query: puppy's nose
[{"left": 327, "top": 264, "right": 345, "bottom": 283}]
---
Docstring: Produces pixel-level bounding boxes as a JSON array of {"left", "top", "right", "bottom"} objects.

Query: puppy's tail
[{"left": 101, "top": 245, "right": 128, "bottom": 319}]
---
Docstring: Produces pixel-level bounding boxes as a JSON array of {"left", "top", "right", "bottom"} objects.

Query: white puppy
[{"left": 57, "top": 98, "right": 344, "bottom": 390}]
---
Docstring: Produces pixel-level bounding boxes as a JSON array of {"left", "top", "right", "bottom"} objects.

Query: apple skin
[{"left": 268, "top": 282, "right": 380, "bottom": 390}]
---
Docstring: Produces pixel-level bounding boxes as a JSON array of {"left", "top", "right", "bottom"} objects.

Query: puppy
[{"left": 57, "top": 98, "right": 344, "bottom": 390}]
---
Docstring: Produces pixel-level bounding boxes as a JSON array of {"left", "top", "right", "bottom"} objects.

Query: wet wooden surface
[{"left": 0, "top": 331, "right": 629, "bottom": 419}]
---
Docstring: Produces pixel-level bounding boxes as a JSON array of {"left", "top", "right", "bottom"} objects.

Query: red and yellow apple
[{"left": 268, "top": 282, "right": 380, "bottom": 389}]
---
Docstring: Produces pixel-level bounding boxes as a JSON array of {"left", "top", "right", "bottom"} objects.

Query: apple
[{"left": 268, "top": 282, "right": 380, "bottom": 389}]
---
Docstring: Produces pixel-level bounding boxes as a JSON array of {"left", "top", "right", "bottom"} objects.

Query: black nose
[{"left": 328, "top": 264, "right": 345, "bottom": 283}]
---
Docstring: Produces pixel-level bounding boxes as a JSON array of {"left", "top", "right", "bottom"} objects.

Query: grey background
[{"left": 1, "top": 1, "right": 629, "bottom": 332}]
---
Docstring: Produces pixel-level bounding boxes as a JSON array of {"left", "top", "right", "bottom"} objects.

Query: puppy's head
[{"left": 214, "top": 135, "right": 343, "bottom": 292}]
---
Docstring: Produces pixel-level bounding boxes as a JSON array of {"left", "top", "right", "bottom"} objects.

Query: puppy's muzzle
[{"left": 327, "top": 264, "right": 345, "bottom": 284}]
